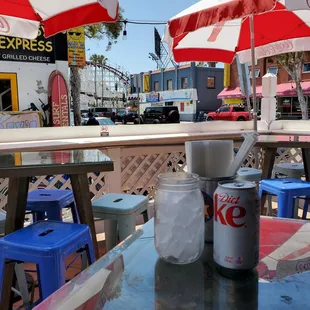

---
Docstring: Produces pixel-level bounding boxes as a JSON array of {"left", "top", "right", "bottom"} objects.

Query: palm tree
[
  {"left": 98, "top": 55, "right": 107, "bottom": 106},
  {"left": 89, "top": 54, "right": 107, "bottom": 107},
  {"left": 90, "top": 53, "right": 99, "bottom": 106}
]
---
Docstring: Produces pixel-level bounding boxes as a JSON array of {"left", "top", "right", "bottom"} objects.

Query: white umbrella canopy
[
  {"left": 0, "top": 0, "right": 119, "bottom": 39},
  {"left": 167, "top": 0, "right": 277, "bottom": 39},
  {"left": 166, "top": 1, "right": 310, "bottom": 64}
]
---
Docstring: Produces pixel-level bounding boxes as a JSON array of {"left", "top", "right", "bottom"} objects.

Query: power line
[{"left": 118, "top": 19, "right": 167, "bottom": 25}]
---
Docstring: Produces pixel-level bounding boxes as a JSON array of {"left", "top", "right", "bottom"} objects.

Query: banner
[
  {"left": 146, "top": 92, "right": 159, "bottom": 102},
  {"left": 0, "top": 112, "right": 42, "bottom": 129},
  {"left": 67, "top": 27, "right": 86, "bottom": 67},
  {"left": 224, "top": 64, "right": 231, "bottom": 88},
  {"left": 143, "top": 75, "right": 150, "bottom": 92}
]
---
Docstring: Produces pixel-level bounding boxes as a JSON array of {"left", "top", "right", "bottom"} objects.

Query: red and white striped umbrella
[
  {"left": 165, "top": 1, "right": 310, "bottom": 64},
  {"left": 167, "top": 0, "right": 277, "bottom": 39},
  {"left": 0, "top": 0, "right": 119, "bottom": 39}
]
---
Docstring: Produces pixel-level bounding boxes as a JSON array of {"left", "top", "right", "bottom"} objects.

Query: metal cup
[{"left": 199, "top": 176, "right": 236, "bottom": 242}]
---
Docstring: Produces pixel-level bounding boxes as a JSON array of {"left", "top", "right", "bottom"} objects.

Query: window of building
[
  {"left": 206, "top": 77, "right": 215, "bottom": 89},
  {"left": 167, "top": 79, "right": 173, "bottom": 91},
  {"left": 165, "top": 102, "right": 173, "bottom": 106},
  {"left": 181, "top": 77, "right": 188, "bottom": 89},
  {"left": 154, "top": 81, "right": 159, "bottom": 91},
  {"left": 303, "top": 63, "right": 310, "bottom": 73},
  {"left": 268, "top": 66, "right": 278, "bottom": 75},
  {"left": 249, "top": 69, "right": 260, "bottom": 78}
]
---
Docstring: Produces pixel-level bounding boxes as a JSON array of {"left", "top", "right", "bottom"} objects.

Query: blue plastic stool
[
  {"left": 0, "top": 221, "right": 95, "bottom": 301},
  {"left": 27, "top": 190, "right": 79, "bottom": 223},
  {"left": 259, "top": 179, "right": 310, "bottom": 218}
]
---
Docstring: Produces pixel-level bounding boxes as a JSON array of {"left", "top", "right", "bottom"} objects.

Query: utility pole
[
  {"left": 137, "top": 84, "right": 140, "bottom": 124},
  {"left": 101, "top": 64, "right": 104, "bottom": 107}
]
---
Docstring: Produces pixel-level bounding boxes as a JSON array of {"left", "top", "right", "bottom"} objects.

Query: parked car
[
  {"left": 82, "top": 117, "right": 116, "bottom": 126},
  {"left": 116, "top": 109, "right": 127, "bottom": 122},
  {"left": 207, "top": 106, "right": 251, "bottom": 121},
  {"left": 141, "top": 106, "right": 180, "bottom": 124},
  {"left": 91, "top": 108, "right": 113, "bottom": 118},
  {"left": 117, "top": 110, "right": 138, "bottom": 124}
]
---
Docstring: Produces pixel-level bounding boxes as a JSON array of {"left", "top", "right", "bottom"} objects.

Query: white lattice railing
[{"left": 0, "top": 145, "right": 304, "bottom": 211}]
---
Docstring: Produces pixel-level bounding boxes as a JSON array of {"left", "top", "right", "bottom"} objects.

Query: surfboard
[{"left": 48, "top": 70, "right": 69, "bottom": 127}]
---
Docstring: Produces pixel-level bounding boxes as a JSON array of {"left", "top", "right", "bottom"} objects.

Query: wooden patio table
[
  {"left": 257, "top": 135, "right": 310, "bottom": 214},
  {"left": 0, "top": 149, "right": 113, "bottom": 310}
]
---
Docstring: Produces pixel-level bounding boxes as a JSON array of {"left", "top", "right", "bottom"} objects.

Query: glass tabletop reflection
[
  {"left": 0, "top": 149, "right": 113, "bottom": 177},
  {"left": 36, "top": 217, "right": 310, "bottom": 310}
]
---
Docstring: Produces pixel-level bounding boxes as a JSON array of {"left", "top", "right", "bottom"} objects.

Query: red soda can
[{"left": 213, "top": 181, "right": 260, "bottom": 276}]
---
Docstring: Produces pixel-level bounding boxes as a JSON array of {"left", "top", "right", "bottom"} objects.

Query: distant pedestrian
[
  {"left": 86, "top": 112, "right": 99, "bottom": 126},
  {"left": 111, "top": 111, "right": 116, "bottom": 123}
]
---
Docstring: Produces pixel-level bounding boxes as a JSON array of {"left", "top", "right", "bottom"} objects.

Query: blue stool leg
[
  {"left": 70, "top": 202, "right": 80, "bottom": 223},
  {"left": 259, "top": 186, "right": 272, "bottom": 216},
  {"left": 303, "top": 200, "right": 309, "bottom": 220},
  {"left": 46, "top": 206, "right": 62, "bottom": 222},
  {"left": 0, "top": 252, "right": 6, "bottom": 300},
  {"left": 277, "top": 192, "right": 292, "bottom": 218},
  {"left": 85, "top": 234, "right": 95, "bottom": 265},
  {"left": 37, "top": 258, "right": 66, "bottom": 300}
]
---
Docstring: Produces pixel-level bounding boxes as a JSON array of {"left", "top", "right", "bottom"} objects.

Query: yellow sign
[
  {"left": 224, "top": 64, "right": 231, "bottom": 88},
  {"left": 143, "top": 75, "right": 150, "bottom": 92},
  {"left": 67, "top": 27, "right": 86, "bottom": 67},
  {"left": 225, "top": 98, "right": 242, "bottom": 105}
]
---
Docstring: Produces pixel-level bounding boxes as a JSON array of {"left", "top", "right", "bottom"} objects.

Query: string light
[{"left": 123, "top": 21, "right": 127, "bottom": 40}]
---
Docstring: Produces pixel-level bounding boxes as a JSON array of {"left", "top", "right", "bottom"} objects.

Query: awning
[
  {"left": 217, "top": 87, "right": 263, "bottom": 99},
  {"left": 277, "top": 81, "right": 310, "bottom": 97},
  {"left": 218, "top": 81, "right": 310, "bottom": 99}
]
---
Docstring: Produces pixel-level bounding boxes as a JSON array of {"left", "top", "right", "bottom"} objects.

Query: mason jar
[{"left": 154, "top": 172, "right": 205, "bottom": 264}]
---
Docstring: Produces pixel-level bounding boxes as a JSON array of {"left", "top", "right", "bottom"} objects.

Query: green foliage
[
  {"left": 89, "top": 54, "right": 107, "bottom": 65},
  {"left": 85, "top": 8, "right": 124, "bottom": 41},
  {"left": 276, "top": 52, "right": 304, "bottom": 78}
]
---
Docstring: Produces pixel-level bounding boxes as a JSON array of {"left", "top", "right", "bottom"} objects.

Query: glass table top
[
  {"left": 36, "top": 217, "right": 310, "bottom": 310},
  {"left": 0, "top": 149, "right": 113, "bottom": 177}
]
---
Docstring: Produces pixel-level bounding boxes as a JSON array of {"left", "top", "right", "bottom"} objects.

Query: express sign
[{"left": 0, "top": 25, "right": 55, "bottom": 63}]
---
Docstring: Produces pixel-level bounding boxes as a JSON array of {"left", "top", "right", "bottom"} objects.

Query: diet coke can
[{"left": 213, "top": 181, "right": 260, "bottom": 276}]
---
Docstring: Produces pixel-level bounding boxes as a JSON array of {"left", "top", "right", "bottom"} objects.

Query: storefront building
[
  {"left": 129, "top": 63, "right": 223, "bottom": 121},
  {"left": 0, "top": 26, "right": 69, "bottom": 126},
  {"left": 218, "top": 55, "right": 310, "bottom": 119}
]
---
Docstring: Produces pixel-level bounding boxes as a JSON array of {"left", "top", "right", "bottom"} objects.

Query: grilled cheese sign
[{"left": 0, "top": 26, "right": 55, "bottom": 63}]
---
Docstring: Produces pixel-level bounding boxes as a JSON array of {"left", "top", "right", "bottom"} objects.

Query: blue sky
[{"left": 85, "top": 0, "right": 199, "bottom": 74}]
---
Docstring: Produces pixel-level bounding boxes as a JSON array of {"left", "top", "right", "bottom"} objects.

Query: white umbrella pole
[
  {"left": 249, "top": 15, "right": 258, "bottom": 132},
  {"left": 249, "top": 15, "right": 259, "bottom": 169}
]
